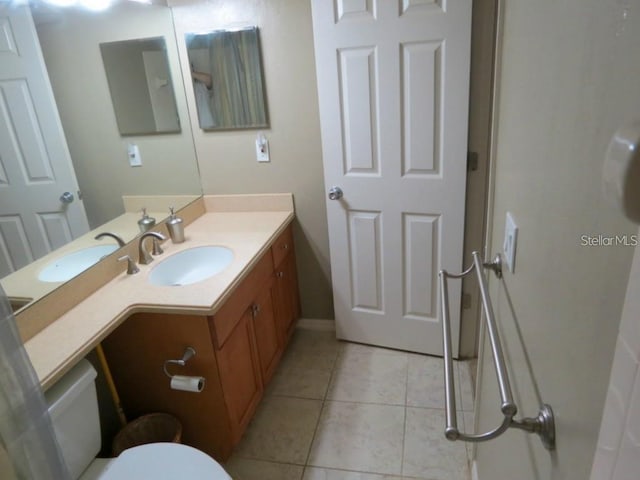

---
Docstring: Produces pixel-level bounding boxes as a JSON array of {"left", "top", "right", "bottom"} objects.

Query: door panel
[
  {"left": 348, "top": 210, "right": 383, "bottom": 312},
  {"left": 36, "top": 212, "right": 73, "bottom": 251},
  {"left": 339, "top": 47, "right": 378, "bottom": 175},
  {"left": 403, "top": 213, "right": 438, "bottom": 319},
  {"left": 0, "top": 216, "right": 32, "bottom": 274},
  {"left": 312, "top": 0, "right": 471, "bottom": 355},
  {"left": 402, "top": 41, "right": 441, "bottom": 175},
  {"left": 0, "top": 5, "right": 89, "bottom": 277}
]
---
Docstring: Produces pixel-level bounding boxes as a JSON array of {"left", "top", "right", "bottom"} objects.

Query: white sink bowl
[
  {"left": 38, "top": 244, "right": 119, "bottom": 283},
  {"left": 148, "top": 246, "right": 234, "bottom": 286}
]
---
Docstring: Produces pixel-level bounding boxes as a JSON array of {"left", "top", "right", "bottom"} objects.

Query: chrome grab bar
[{"left": 439, "top": 251, "right": 556, "bottom": 450}]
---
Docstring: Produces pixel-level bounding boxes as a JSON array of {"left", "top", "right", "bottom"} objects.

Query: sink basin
[
  {"left": 148, "top": 246, "right": 234, "bottom": 286},
  {"left": 38, "top": 244, "right": 119, "bottom": 282}
]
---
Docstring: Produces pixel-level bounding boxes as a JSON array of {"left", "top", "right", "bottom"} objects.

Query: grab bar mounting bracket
[
  {"left": 483, "top": 253, "right": 502, "bottom": 279},
  {"left": 510, "top": 403, "right": 556, "bottom": 450}
]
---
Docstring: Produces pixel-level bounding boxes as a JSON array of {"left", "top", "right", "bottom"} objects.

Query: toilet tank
[{"left": 45, "top": 359, "right": 101, "bottom": 479}]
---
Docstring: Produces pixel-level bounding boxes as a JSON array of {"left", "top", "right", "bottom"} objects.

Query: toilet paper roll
[{"left": 170, "top": 375, "right": 205, "bottom": 393}]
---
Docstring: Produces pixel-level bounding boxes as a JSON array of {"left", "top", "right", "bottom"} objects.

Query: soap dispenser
[
  {"left": 138, "top": 208, "right": 156, "bottom": 232},
  {"left": 166, "top": 207, "right": 185, "bottom": 244}
]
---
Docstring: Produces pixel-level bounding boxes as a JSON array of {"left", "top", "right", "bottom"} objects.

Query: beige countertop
[
  {"left": 1, "top": 194, "right": 200, "bottom": 311},
  {"left": 0, "top": 211, "right": 166, "bottom": 305},
  {"left": 24, "top": 194, "right": 294, "bottom": 391}
]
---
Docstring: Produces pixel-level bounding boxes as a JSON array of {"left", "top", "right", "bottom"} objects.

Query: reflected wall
[{"left": 36, "top": 1, "right": 201, "bottom": 230}]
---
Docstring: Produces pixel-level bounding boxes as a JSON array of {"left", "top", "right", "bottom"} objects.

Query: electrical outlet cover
[
  {"left": 255, "top": 133, "right": 270, "bottom": 162},
  {"left": 503, "top": 212, "right": 518, "bottom": 273},
  {"left": 127, "top": 144, "right": 142, "bottom": 167}
]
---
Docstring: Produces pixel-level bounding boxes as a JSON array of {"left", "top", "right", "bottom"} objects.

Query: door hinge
[
  {"left": 77, "top": 190, "right": 83, "bottom": 200},
  {"left": 462, "top": 292, "right": 472, "bottom": 309},
  {"left": 467, "top": 152, "right": 479, "bottom": 172}
]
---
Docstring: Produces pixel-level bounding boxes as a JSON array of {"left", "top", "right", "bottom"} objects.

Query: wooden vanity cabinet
[
  {"left": 250, "top": 280, "right": 282, "bottom": 385},
  {"left": 208, "top": 249, "right": 280, "bottom": 443},
  {"left": 101, "top": 312, "right": 235, "bottom": 460},
  {"left": 101, "top": 223, "right": 300, "bottom": 462},
  {"left": 272, "top": 226, "right": 301, "bottom": 343},
  {"left": 215, "top": 306, "right": 263, "bottom": 445}
]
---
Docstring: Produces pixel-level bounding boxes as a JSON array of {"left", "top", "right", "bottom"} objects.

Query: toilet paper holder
[{"left": 163, "top": 347, "right": 196, "bottom": 378}]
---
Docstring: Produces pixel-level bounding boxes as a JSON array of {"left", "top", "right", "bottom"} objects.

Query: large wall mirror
[
  {"left": 100, "top": 36, "right": 181, "bottom": 135},
  {"left": 0, "top": 1, "right": 202, "bottom": 313},
  {"left": 185, "top": 27, "right": 269, "bottom": 130}
]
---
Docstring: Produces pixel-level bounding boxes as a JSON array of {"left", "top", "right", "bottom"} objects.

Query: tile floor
[{"left": 224, "top": 327, "right": 475, "bottom": 480}]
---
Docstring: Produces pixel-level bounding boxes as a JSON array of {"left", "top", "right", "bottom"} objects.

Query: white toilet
[{"left": 45, "top": 359, "right": 231, "bottom": 479}]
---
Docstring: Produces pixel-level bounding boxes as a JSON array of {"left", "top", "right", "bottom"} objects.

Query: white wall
[
  {"left": 170, "top": 0, "right": 334, "bottom": 319},
  {"left": 591, "top": 228, "right": 640, "bottom": 478},
  {"left": 36, "top": 2, "right": 201, "bottom": 228},
  {"left": 475, "top": 1, "right": 640, "bottom": 479}
]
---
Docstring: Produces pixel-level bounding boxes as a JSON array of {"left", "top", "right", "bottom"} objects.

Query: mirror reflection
[
  {"left": 185, "top": 27, "right": 269, "bottom": 130},
  {"left": 100, "top": 36, "right": 181, "bottom": 135},
  {"left": 0, "top": 1, "right": 202, "bottom": 313}
]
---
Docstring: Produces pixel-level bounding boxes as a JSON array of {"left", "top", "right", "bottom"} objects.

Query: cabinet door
[
  {"left": 216, "top": 310, "right": 263, "bottom": 443},
  {"left": 252, "top": 281, "right": 282, "bottom": 385},
  {"left": 272, "top": 224, "right": 294, "bottom": 268},
  {"left": 274, "top": 253, "right": 300, "bottom": 343}
]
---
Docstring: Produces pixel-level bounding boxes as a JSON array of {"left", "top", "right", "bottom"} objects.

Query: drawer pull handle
[
  {"left": 251, "top": 304, "right": 261, "bottom": 318},
  {"left": 276, "top": 271, "right": 284, "bottom": 278}
]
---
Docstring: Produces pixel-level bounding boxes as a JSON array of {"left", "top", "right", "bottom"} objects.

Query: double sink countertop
[
  {"left": 23, "top": 194, "right": 295, "bottom": 391},
  {"left": 1, "top": 210, "right": 166, "bottom": 305}
]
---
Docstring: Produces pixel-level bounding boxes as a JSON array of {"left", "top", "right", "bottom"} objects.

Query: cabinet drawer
[
  {"left": 211, "top": 250, "right": 274, "bottom": 348},
  {"left": 271, "top": 224, "right": 294, "bottom": 269}
]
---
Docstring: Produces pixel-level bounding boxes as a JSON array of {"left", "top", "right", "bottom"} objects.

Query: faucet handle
[
  {"left": 118, "top": 255, "right": 139, "bottom": 275},
  {"left": 152, "top": 238, "right": 164, "bottom": 256}
]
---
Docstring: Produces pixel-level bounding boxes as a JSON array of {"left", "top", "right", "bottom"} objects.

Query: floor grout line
[
  {"left": 231, "top": 330, "right": 474, "bottom": 480},
  {"left": 401, "top": 353, "right": 410, "bottom": 477},
  {"left": 301, "top": 343, "right": 340, "bottom": 469}
]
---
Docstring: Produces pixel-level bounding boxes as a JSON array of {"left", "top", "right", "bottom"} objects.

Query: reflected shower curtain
[
  {"left": 209, "top": 29, "right": 267, "bottom": 128},
  {"left": 0, "top": 286, "right": 70, "bottom": 479}
]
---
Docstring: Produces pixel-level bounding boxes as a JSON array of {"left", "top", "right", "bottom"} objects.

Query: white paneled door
[
  {"left": 312, "top": 1, "right": 471, "bottom": 356},
  {"left": 0, "top": 5, "right": 89, "bottom": 278}
]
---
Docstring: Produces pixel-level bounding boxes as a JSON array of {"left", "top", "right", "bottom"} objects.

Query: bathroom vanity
[
  {"left": 20, "top": 194, "right": 299, "bottom": 461},
  {"left": 101, "top": 224, "right": 299, "bottom": 460}
]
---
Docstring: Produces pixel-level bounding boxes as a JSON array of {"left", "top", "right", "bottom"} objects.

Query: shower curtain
[
  {"left": 0, "top": 286, "right": 70, "bottom": 479},
  {"left": 208, "top": 28, "right": 267, "bottom": 128}
]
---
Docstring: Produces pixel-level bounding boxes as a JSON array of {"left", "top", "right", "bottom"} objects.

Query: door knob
[
  {"left": 328, "top": 186, "right": 343, "bottom": 200},
  {"left": 60, "top": 192, "right": 74, "bottom": 204}
]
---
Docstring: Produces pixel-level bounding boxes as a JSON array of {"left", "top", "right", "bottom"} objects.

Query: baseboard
[
  {"left": 472, "top": 460, "right": 479, "bottom": 480},
  {"left": 296, "top": 318, "right": 336, "bottom": 332}
]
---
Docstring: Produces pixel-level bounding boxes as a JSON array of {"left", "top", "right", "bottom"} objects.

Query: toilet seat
[{"left": 99, "top": 443, "right": 231, "bottom": 480}]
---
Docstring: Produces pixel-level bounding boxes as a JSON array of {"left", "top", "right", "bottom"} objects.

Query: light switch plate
[
  {"left": 128, "top": 144, "right": 142, "bottom": 167},
  {"left": 503, "top": 212, "right": 518, "bottom": 273},
  {"left": 255, "top": 133, "right": 270, "bottom": 163}
]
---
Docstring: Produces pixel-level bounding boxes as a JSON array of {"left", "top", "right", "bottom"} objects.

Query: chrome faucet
[
  {"left": 138, "top": 231, "right": 166, "bottom": 265},
  {"left": 95, "top": 232, "right": 126, "bottom": 247}
]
